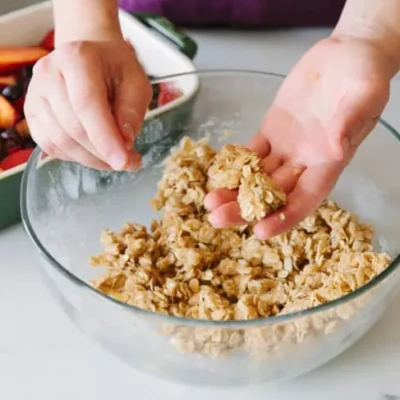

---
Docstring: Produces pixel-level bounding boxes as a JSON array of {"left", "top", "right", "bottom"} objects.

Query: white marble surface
[{"left": 2, "top": 3, "right": 400, "bottom": 399}]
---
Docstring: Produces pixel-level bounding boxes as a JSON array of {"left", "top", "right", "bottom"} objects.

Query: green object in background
[
  {"left": 0, "top": 170, "right": 24, "bottom": 228},
  {"left": 134, "top": 13, "right": 198, "bottom": 60},
  {"left": 0, "top": 13, "right": 198, "bottom": 231}
]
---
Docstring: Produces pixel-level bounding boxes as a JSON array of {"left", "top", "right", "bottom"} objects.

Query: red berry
[
  {"left": 40, "top": 30, "right": 55, "bottom": 51},
  {"left": 158, "top": 82, "right": 182, "bottom": 107},
  {"left": 0, "top": 147, "right": 33, "bottom": 170}
]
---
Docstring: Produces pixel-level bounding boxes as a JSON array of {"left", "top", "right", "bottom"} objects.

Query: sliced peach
[
  {"left": 0, "top": 75, "right": 17, "bottom": 86},
  {"left": 40, "top": 30, "right": 55, "bottom": 51},
  {"left": 0, "top": 95, "right": 18, "bottom": 128},
  {"left": 0, "top": 47, "right": 49, "bottom": 73},
  {"left": 15, "top": 119, "right": 29, "bottom": 138}
]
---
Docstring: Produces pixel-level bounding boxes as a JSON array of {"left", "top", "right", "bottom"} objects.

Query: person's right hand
[
  {"left": 24, "top": 38, "right": 152, "bottom": 171},
  {"left": 205, "top": 35, "right": 394, "bottom": 239}
]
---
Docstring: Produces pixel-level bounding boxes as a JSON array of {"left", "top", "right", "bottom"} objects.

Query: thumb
[{"left": 113, "top": 68, "right": 152, "bottom": 150}]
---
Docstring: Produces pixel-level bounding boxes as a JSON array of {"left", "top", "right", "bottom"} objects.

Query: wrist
[
  {"left": 53, "top": 0, "right": 123, "bottom": 45},
  {"left": 330, "top": 33, "right": 400, "bottom": 80},
  {"left": 332, "top": 0, "right": 400, "bottom": 78}
]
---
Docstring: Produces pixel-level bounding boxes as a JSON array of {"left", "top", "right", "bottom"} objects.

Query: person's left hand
[{"left": 204, "top": 36, "right": 393, "bottom": 239}]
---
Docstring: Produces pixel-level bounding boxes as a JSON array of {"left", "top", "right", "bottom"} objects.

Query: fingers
[
  {"left": 25, "top": 54, "right": 121, "bottom": 170},
  {"left": 253, "top": 163, "right": 341, "bottom": 239},
  {"left": 205, "top": 135, "right": 297, "bottom": 223},
  {"left": 54, "top": 42, "right": 136, "bottom": 170},
  {"left": 26, "top": 117, "right": 70, "bottom": 163},
  {"left": 261, "top": 154, "right": 283, "bottom": 174},
  {"left": 206, "top": 133, "right": 307, "bottom": 233},
  {"left": 208, "top": 201, "right": 246, "bottom": 228},
  {"left": 45, "top": 64, "right": 99, "bottom": 157},
  {"left": 205, "top": 133, "right": 273, "bottom": 210},
  {"left": 246, "top": 132, "right": 271, "bottom": 157},
  {"left": 39, "top": 61, "right": 113, "bottom": 170},
  {"left": 269, "top": 163, "right": 305, "bottom": 194},
  {"left": 27, "top": 94, "right": 112, "bottom": 170},
  {"left": 206, "top": 163, "right": 306, "bottom": 230},
  {"left": 112, "top": 55, "right": 152, "bottom": 150},
  {"left": 25, "top": 41, "right": 146, "bottom": 171},
  {"left": 204, "top": 188, "right": 238, "bottom": 211}
]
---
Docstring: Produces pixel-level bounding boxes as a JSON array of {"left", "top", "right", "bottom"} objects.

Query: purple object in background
[{"left": 119, "top": 0, "right": 346, "bottom": 28}]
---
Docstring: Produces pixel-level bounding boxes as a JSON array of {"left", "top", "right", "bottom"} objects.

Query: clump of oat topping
[
  {"left": 208, "top": 144, "right": 286, "bottom": 221},
  {"left": 90, "top": 137, "right": 391, "bottom": 358}
]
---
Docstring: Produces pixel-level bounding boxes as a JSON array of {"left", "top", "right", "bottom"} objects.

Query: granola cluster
[
  {"left": 208, "top": 144, "right": 286, "bottom": 221},
  {"left": 90, "top": 137, "right": 391, "bottom": 358}
]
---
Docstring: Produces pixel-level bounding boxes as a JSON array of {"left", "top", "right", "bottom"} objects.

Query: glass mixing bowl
[{"left": 21, "top": 70, "right": 400, "bottom": 386}]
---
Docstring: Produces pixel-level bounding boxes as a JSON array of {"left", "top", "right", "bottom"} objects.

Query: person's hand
[
  {"left": 205, "top": 36, "right": 393, "bottom": 239},
  {"left": 24, "top": 38, "right": 152, "bottom": 171}
]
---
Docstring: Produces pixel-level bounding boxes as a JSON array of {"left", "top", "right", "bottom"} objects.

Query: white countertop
[{"left": 2, "top": 9, "right": 400, "bottom": 399}]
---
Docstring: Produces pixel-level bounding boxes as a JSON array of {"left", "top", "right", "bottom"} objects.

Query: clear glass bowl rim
[{"left": 20, "top": 69, "right": 400, "bottom": 328}]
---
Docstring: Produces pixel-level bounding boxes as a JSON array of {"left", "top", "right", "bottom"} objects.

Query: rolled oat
[{"left": 90, "top": 137, "right": 391, "bottom": 358}]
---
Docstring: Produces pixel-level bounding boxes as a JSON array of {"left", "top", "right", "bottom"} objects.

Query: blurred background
[{"left": 0, "top": 0, "right": 39, "bottom": 14}]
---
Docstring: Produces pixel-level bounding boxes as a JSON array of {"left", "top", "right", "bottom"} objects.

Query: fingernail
[
  {"left": 294, "top": 169, "right": 302, "bottom": 176},
  {"left": 208, "top": 213, "right": 219, "bottom": 227},
  {"left": 290, "top": 165, "right": 305, "bottom": 176},
  {"left": 203, "top": 193, "right": 216, "bottom": 210},
  {"left": 108, "top": 152, "right": 128, "bottom": 171},
  {"left": 125, "top": 152, "right": 142, "bottom": 171},
  {"left": 253, "top": 225, "right": 269, "bottom": 240},
  {"left": 125, "top": 160, "right": 141, "bottom": 171},
  {"left": 123, "top": 123, "right": 135, "bottom": 150}
]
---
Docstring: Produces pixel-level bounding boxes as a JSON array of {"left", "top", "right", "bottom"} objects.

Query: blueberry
[
  {"left": 1, "top": 82, "right": 24, "bottom": 102},
  {"left": 149, "top": 83, "right": 160, "bottom": 110},
  {"left": 0, "top": 128, "right": 23, "bottom": 148}
]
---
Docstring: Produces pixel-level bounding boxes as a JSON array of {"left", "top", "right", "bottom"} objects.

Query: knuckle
[
  {"left": 72, "top": 90, "right": 95, "bottom": 112},
  {"left": 40, "top": 140, "right": 57, "bottom": 156},
  {"left": 68, "top": 124, "right": 87, "bottom": 142},
  {"left": 32, "top": 55, "right": 52, "bottom": 76},
  {"left": 100, "top": 146, "right": 118, "bottom": 161},
  {"left": 56, "top": 41, "right": 93, "bottom": 66},
  {"left": 52, "top": 132, "right": 74, "bottom": 150},
  {"left": 24, "top": 95, "right": 48, "bottom": 125},
  {"left": 60, "top": 41, "right": 85, "bottom": 57},
  {"left": 24, "top": 101, "right": 42, "bottom": 129}
]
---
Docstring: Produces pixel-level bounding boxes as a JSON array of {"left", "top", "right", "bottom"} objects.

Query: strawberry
[
  {"left": 158, "top": 82, "right": 182, "bottom": 107},
  {"left": 40, "top": 30, "right": 55, "bottom": 51},
  {"left": 0, "top": 147, "right": 33, "bottom": 170}
]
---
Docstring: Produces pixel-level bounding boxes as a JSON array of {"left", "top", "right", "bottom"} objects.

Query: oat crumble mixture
[{"left": 90, "top": 137, "right": 391, "bottom": 357}]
